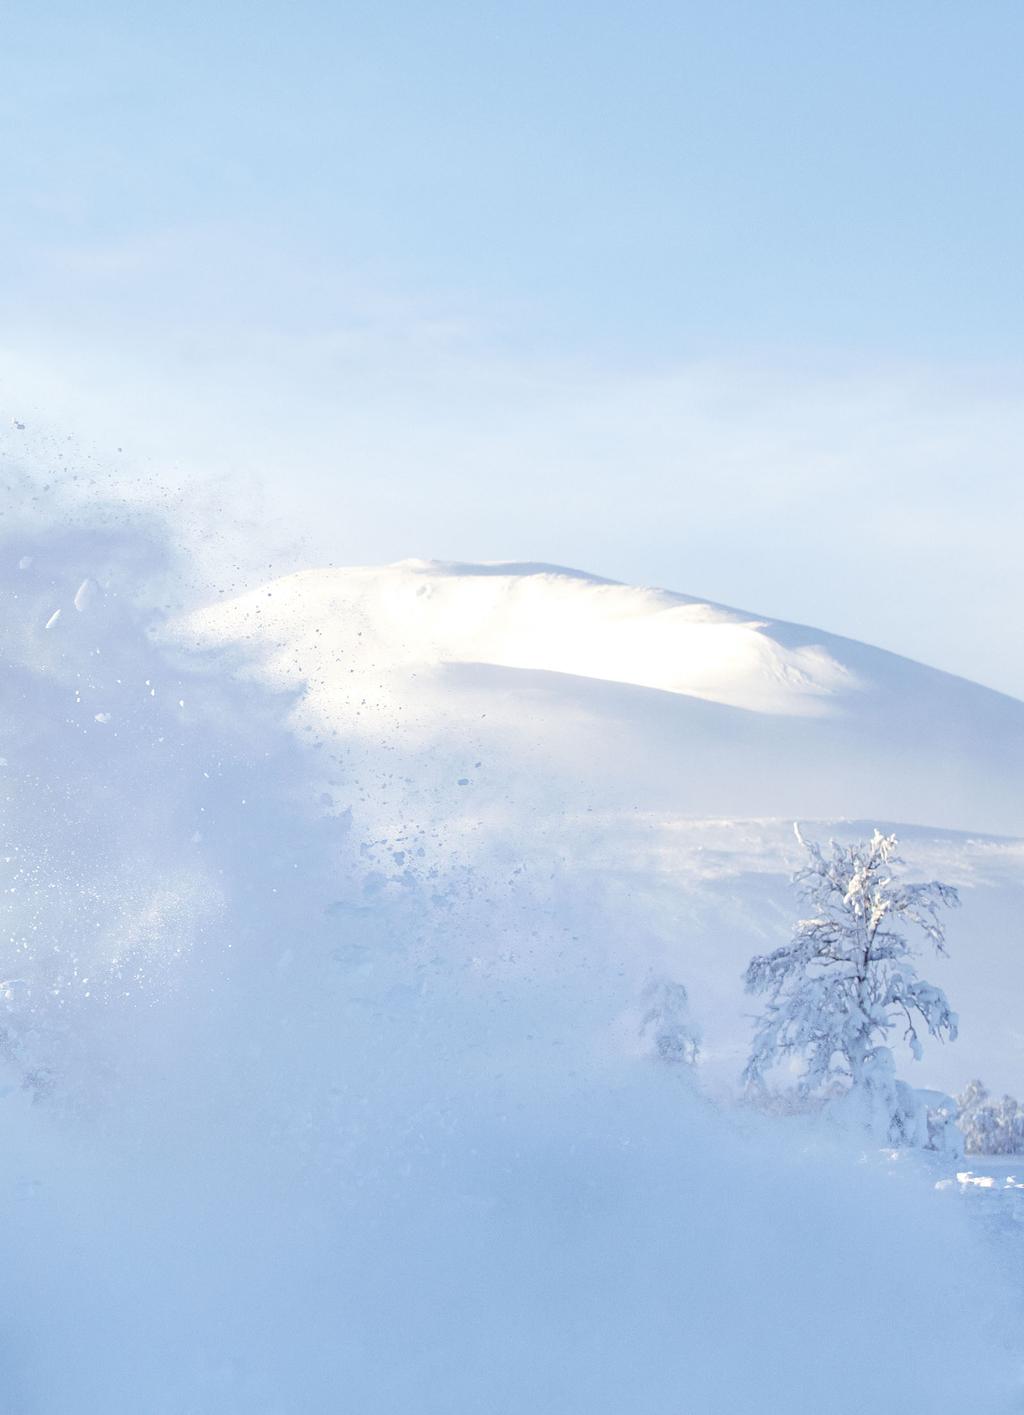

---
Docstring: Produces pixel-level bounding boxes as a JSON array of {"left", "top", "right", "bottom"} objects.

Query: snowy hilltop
[
  {"left": 176, "top": 557, "right": 1024, "bottom": 1095},
  {"left": 3, "top": 522, "right": 1024, "bottom": 1413},
  {"left": 183, "top": 556, "right": 1024, "bottom": 832}
]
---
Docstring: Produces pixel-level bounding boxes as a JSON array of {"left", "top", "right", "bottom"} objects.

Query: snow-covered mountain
[
  {"left": 4, "top": 530, "right": 1024, "bottom": 1412},
  {"left": 178, "top": 558, "right": 1024, "bottom": 1094},
  {"left": 183, "top": 556, "right": 1024, "bottom": 833}
]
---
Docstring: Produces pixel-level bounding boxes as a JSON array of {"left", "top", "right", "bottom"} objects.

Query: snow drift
[{"left": 2, "top": 508, "right": 1023, "bottom": 1411}]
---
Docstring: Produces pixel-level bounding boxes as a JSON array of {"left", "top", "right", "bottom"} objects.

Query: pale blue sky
[{"left": 2, "top": 2, "right": 1023, "bottom": 693}]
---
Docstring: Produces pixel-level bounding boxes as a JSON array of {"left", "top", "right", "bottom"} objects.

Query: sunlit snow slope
[{"left": 184, "top": 558, "right": 1024, "bottom": 834}]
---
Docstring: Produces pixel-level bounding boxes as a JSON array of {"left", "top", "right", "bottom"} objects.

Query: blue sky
[{"left": 2, "top": 1, "right": 1023, "bottom": 693}]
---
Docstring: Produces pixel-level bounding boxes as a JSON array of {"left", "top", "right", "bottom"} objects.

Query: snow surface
[
  {"left": 3, "top": 521, "right": 1024, "bottom": 1411},
  {"left": 184, "top": 557, "right": 1024, "bottom": 835},
  {"left": 179, "top": 557, "right": 1024, "bottom": 1094}
]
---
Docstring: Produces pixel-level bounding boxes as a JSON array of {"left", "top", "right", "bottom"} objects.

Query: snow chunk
[{"left": 74, "top": 578, "right": 98, "bottom": 612}]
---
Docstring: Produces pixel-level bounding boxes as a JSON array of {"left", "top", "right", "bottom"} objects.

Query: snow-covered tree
[
  {"left": 957, "top": 1079, "right": 996, "bottom": 1153},
  {"left": 957, "top": 1077, "right": 989, "bottom": 1122},
  {"left": 743, "top": 828, "right": 959, "bottom": 1129},
  {"left": 1001, "top": 1094, "right": 1024, "bottom": 1151}
]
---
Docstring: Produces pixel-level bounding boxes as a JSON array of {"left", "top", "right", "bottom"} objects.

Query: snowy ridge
[
  {"left": 187, "top": 558, "right": 861, "bottom": 715},
  {"left": 180, "top": 557, "right": 1024, "bottom": 835}
]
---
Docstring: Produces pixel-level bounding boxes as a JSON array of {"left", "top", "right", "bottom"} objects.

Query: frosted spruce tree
[{"left": 743, "top": 827, "right": 959, "bottom": 1142}]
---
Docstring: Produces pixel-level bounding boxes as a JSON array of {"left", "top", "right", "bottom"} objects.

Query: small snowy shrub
[
  {"left": 922, "top": 1091, "right": 963, "bottom": 1159},
  {"left": 636, "top": 976, "right": 699, "bottom": 1065}
]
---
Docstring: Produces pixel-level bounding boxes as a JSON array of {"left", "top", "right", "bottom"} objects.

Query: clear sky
[{"left": 2, "top": 1, "right": 1023, "bottom": 694}]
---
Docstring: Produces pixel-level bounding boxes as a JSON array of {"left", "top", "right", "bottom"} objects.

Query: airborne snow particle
[
  {"left": 44, "top": 609, "right": 61, "bottom": 630},
  {"left": 74, "top": 578, "right": 98, "bottom": 612}
]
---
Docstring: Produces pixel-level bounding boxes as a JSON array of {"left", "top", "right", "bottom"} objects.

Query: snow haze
[{"left": 4, "top": 4, "right": 1024, "bottom": 1408}]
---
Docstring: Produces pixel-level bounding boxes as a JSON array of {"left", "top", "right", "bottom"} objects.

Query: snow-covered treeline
[{"left": 958, "top": 1080, "right": 1024, "bottom": 1154}]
